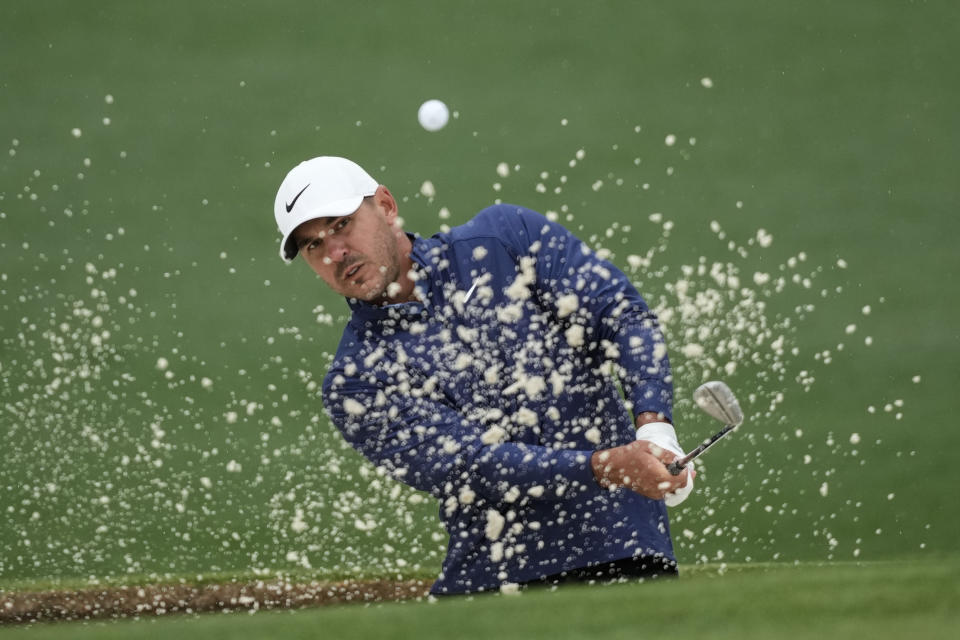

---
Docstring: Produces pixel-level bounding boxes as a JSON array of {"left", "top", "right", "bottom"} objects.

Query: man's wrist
[
  {"left": 590, "top": 449, "right": 615, "bottom": 489},
  {"left": 636, "top": 411, "right": 670, "bottom": 427}
]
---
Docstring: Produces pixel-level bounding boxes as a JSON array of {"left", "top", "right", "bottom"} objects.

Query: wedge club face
[
  {"left": 667, "top": 381, "right": 745, "bottom": 475},
  {"left": 693, "top": 381, "right": 744, "bottom": 427}
]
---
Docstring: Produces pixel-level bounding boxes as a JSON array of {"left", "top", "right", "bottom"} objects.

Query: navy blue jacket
[{"left": 322, "top": 204, "right": 675, "bottom": 594}]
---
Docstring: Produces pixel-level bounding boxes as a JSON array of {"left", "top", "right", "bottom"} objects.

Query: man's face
[{"left": 291, "top": 187, "right": 404, "bottom": 302}]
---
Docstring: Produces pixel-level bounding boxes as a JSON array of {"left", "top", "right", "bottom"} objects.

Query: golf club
[{"left": 667, "top": 380, "right": 744, "bottom": 475}]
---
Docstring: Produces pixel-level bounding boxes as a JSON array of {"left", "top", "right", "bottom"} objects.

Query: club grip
[{"left": 667, "top": 460, "right": 684, "bottom": 476}]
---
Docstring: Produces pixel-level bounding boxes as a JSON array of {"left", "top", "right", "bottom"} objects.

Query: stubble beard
[
  {"left": 354, "top": 229, "right": 402, "bottom": 303},
  {"left": 352, "top": 262, "right": 399, "bottom": 302}
]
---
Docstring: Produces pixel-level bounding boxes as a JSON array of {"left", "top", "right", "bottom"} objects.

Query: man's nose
[{"left": 325, "top": 237, "right": 349, "bottom": 262}]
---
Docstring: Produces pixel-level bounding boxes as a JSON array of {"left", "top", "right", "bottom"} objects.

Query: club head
[{"left": 693, "top": 381, "right": 744, "bottom": 427}]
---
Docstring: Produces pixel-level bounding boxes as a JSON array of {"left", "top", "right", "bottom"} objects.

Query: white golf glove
[{"left": 635, "top": 421, "right": 695, "bottom": 507}]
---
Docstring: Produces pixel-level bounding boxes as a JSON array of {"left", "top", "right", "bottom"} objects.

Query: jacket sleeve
[
  {"left": 323, "top": 371, "right": 600, "bottom": 506},
  {"left": 496, "top": 205, "right": 674, "bottom": 422}
]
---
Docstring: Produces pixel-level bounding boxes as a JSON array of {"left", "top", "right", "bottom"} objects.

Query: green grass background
[{"left": 1, "top": 0, "right": 958, "bottom": 595}]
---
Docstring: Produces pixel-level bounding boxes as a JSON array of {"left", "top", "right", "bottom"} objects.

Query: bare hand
[{"left": 591, "top": 440, "right": 691, "bottom": 500}]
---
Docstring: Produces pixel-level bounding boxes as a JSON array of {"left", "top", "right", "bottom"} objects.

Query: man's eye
[
  {"left": 307, "top": 239, "right": 321, "bottom": 251},
  {"left": 337, "top": 217, "right": 350, "bottom": 231}
]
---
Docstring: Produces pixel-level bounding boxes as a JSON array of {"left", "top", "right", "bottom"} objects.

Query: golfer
[{"left": 273, "top": 156, "right": 694, "bottom": 595}]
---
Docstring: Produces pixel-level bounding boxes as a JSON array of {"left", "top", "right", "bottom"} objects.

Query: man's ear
[{"left": 373, "top": 185, "right": 399, "bottom": 224}]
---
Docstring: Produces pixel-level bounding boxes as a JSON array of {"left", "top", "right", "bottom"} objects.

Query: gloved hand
[{"left": 635, "top": 421, "right": 695, "bottom": 507}]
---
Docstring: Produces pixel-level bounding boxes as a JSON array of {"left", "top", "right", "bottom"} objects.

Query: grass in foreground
[{"left": 3, "top": 559, "right": 957, "bottom": 639}]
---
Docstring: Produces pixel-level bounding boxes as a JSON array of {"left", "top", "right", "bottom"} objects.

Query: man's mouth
[{"left": 344, "top": 263, "right": 363, "bottom": 281}]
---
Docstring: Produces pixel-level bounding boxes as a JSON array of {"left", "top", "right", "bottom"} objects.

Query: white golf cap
[{"left": 274, "top": 156, "right": 378, "bottom": 262}]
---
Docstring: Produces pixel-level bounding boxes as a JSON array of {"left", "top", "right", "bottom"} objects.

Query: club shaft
[{"left": 667, "top": 423, "right": 735, "bottom": 475}]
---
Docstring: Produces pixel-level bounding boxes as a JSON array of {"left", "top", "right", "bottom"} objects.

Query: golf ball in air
[{"left": 418, "top": 99, "right": 449, "bottom": 132}]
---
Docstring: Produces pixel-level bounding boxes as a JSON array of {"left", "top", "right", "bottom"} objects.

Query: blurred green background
[{"left": 1, "top": 0, "right": 957, "bottom": 586}]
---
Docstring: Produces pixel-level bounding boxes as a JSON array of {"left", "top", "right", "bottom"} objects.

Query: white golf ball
[{"left": 418, "top": 99, "right": 449, "bottom": 132}]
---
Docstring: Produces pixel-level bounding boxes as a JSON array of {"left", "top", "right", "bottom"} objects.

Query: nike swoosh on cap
[{"left": 285, "top": 184, "right": 310, "bottom": 213}]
